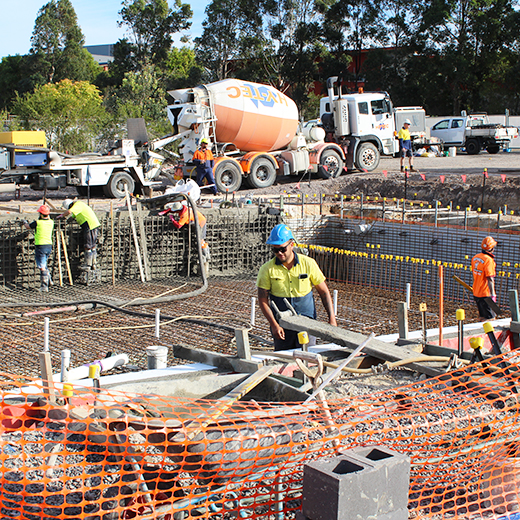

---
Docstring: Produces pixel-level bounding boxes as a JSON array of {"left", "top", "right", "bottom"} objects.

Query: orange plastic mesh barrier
[{"left": 2, "top": 351, "right": 520, "bottom": 520}]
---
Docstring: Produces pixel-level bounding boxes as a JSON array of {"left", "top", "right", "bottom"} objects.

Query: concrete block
[
  {"left": 344, "top": 445, "right": 411, "bottom": 513},
  {"left": 302, "top": 446, "right": 410, "bottom": 520}
]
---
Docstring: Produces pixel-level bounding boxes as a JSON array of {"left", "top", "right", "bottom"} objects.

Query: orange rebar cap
[
  {"left": 37, "top": 205, "right": 50, "bottom": 215},
  {"left": 481, "top": 236, "right": 497, "bottom": 251}
]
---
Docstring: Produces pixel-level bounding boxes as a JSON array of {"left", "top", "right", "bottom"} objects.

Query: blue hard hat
[{"left": 266, "top": 224, "right": 294, "bottom": 245}]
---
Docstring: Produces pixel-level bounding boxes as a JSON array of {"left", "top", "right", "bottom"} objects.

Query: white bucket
[
  {"left": 146, "top": 346, "right": 169, "bottom": 370},
  {"left": 449, "top": 146, "right": 457, "bottom": 157}
]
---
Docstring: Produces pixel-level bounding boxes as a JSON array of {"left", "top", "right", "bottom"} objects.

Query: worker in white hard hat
[
  {"left": 159, "top": 201, "right": 210, "bottom": 275},
  {"left": 59, "top": 199, "right": 100, "bottom": 280},
  {"left": 192, "top": 138, "right": 217, "bottom": 195},
  {"left": 398, "top": 119, "right": 416, "bottom": 172}
]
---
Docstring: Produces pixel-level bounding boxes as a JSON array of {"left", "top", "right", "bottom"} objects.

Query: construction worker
[
  {"left": 192, "top": 138, "right": 217, "bottom": 195},
  {"left": 21, "top": 205, "right": 54, "bottom": 292},
  {"left": 59, "top": 199, "right": 100, "bottom": 281},
  {"left": 257, "top": 224, "right": 337, "bottom": 351},
  {"left": 398, "top": 119, "right": 416, "bottom": 172},
  {"left": 471, "top": 236, "right": 497, "bottom": 320},
  {"left": 160, "top": 201, "right": 210, "bottom": 274}
]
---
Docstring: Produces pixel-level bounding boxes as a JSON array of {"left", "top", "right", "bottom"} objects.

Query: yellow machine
[{"left": 0, "top": 131, "right": 47, "bottom": 148}]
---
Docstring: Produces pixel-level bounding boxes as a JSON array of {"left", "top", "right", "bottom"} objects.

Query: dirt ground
[
  {"left": 234, "top": 150, "right": 520, "bottom": 213},
  {"left": 1, "top": 150, "right": 520, "bottom": 215}
]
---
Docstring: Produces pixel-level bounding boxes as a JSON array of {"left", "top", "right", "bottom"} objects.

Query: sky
[{"left": 0, "top": 0, "right": 208, "bottom": 59}]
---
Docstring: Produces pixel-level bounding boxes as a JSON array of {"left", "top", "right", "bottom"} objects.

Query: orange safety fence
[{"left": 2, "top": 351, "right": 520, "bottom": 520}]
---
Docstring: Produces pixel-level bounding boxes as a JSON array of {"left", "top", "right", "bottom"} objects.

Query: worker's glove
[
  {"left": 491, "top": 295, "right": 497, "bottom": 303},
  {"left": 20, "top": 220, "right": 28, "bottom": 226},
  {"left": 56, "top": 213, "right": 65, "bottom": 220}
]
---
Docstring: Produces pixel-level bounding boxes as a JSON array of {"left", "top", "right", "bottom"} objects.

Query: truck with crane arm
[{"left": 167, "top": 76, "right": 428, "bottom": 192}]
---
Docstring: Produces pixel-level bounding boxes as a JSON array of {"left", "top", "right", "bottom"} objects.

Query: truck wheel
[
  {"left": 104, "top": 171, "right": 135, "bottom": 198},
  {"left": 487, "top": 145, "right": 500, "bottom": 154},
  {"left": 247, "top": 158, "right": 276, "bottom": 188},
  {"left": 318, "top": 149, "right": 344, "bottom": 179},
  {"left": 215, "top": 160, "right": 242, "bottom": 193},
  {"left": 465, "top": 139, "right": 480, "bottom": 155},
  {"left": 354, "top": 142, "right": 380, "bottom": 172}
]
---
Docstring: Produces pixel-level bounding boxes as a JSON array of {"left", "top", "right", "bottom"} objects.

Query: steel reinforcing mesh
[
  {"left": 287, "top": 215, "right": 520, "bottom": 304},
  {"left": 1, "top": 350, "right": 520, "bottom": 519}
]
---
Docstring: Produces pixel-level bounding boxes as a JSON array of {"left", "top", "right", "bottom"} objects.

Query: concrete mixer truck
[{"left": 166, "top": 77, "right": 414, "bottom": 193}]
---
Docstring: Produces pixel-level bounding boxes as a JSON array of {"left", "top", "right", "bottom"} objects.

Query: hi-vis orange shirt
[{"left": 471, "top": 252, "right": 495, "bottom": 297}]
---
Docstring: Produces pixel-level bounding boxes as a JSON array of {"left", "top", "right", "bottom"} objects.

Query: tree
[
  {"left": 195, "top": 0, "right": 254, "bottom": 81},
  {"left": 104, "top": 65, "right": 170, "bottom": 137},
  {"left": 117, "top": 0, "right": 192, "bottom": 68},
  {"left": 163, "top": 46, "right": 203, "bottom": 89},
  {"left": 30, "top": 0, "right": 99, "bottom": 84},
  {"left": 12, "top": 80, "right": 107, "bottom": 154},
  {"left": 412, "top": 0, "right": 520, "bottom": 113}
]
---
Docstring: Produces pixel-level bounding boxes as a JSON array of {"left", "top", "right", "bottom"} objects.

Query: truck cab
[{"left": 319, "top": 77, "right": 397, "bottom": 171}]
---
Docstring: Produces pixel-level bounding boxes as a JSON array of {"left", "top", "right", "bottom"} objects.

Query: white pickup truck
[{"left": 430, "top": 114, "right": 518, "bottom": 155}]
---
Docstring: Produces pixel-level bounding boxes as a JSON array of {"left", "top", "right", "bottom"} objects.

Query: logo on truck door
[{"left": 226, "top": 83, "right": 289, "bottom": 108}]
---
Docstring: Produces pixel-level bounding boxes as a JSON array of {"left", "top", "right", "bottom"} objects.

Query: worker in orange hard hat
[
  {"left": 20, "top": 205, "right": 55, "bottom": 292},
  {"left": 471, "top": 236, "right": 497, "bottom": 320}
]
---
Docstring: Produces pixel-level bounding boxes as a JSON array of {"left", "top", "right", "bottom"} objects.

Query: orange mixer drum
[{"left": 207, "top": 79, "right": 299, "bottom": 152}]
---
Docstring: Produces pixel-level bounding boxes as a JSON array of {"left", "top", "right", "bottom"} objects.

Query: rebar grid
[{"left": 0, "top": 277, "right": 480, "bottom": 381}]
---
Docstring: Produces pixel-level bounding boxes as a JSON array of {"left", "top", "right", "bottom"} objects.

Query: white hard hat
[
  {"left": 63, "top": 199, "right": 74, "bottom": 210},
  {"left": 404, "top": 119, "right": 412, "bottom": 125},
  {"left": 165, "top": 201, "right": 184, "bottom": 212}
]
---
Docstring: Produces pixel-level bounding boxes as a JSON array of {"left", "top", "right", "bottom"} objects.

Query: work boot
[
  {"left": 39, "top": 270, "right": 49, "bottom": 292},
  {"left": 400, "top": 166, "right": 404, "bottom": 172},
  {"left": 410, "top": 166, "right": 417, "bottom": 172},
  {"left": 81, "top": 250, "right": 94, "bottom": 271}
]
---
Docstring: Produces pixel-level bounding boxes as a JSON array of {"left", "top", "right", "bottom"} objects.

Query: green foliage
[
  {"left": 104, "top": 64, "right": 170, "bottom": 137},
  {"left": 117, "top": 0, "right": 192, "bottom": 68},
  {"left": 30, "top": 0, "right": 100, "bottom": 84},
  {"left": 12, "top": 80, "right": 107, "bottom": 154}
]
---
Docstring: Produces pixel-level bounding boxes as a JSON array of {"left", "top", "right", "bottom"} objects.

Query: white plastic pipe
[
  {"left": 52, "top": 353, "right": 130, "bottom": 382},
  {"left": 250, "top": 297, "right": 256, "bottom": 326},
  {"left": 333, "top": 289, "right": 338, "bottom": 316},
  {"left": 406, "top": 283, "right": 411, "bottom": 310},
  {"left": 43, "top": 317, "right": 50, "bottom": 352},
  {"left": 155, "top": 309, "right": 161, "bottom": 339},
  {"left": 60, "top": 349, "right": 71, "bottom": 382}
]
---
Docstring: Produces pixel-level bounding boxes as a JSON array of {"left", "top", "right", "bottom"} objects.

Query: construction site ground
[
  {"left": 0, "top": 150, "right": 517, "bottom": 391},
  {"left": 1, "top": 150, "right": 520, "bottom": 214}
]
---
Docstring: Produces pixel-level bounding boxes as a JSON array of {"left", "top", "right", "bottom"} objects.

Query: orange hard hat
[
  {"left": 481, "top": 236, "right": 497, "bottom": 251},
  {"left": 38, "top": 205, "right": 50, "bottom": 216}
]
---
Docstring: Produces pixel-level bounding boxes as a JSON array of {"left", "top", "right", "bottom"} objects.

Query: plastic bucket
[
  {"left": 449, "top": 146, "right": 457, "bottom": 157},
  {"left": 146, "top": 346, "right": 169, "bottom": 369}
]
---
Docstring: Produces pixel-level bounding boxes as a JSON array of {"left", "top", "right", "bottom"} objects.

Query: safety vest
[
  {"left": 34, "top": 218, "right": 54, "bottom": 246},
  {"left": 71, "top": 201, "right": 100, "bottom": 230}
]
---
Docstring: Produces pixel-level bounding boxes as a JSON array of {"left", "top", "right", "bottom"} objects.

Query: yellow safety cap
[
  {"left": 456, "top": 309, "right": 465, "bottom": 321},
  {"left": 62, "top": 383, "right": 74, "bottom": 398},
  {"left": 483, "top": 322, "right": 494, "bottom": 334},
  {"left": 298, "top": 331, "right": 309, "bottom": 345},
  {"left": 89, "top": 364, "right": 100, "bottom": 379},
  {"left": 419, "top": 303, "right": 427, "bottom": 312},
  {"left": 469, "top": 337, "right": 484, "bottom": 349}
]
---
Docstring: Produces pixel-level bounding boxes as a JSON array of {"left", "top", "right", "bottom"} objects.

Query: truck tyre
[
  {"left": 318, "top": 149, "right": 344, "bottom": 179},
  {"left": 354, "top": 142, "right": 380, "bottom": 172},
  {"left": 215, "top": 160, "right": 242, "bottom": 193},
  {"left": 104, "top": 171, "right": 135, "bottom": 198},
  {"left": 487, "top": 145, "right": 500, "bottom": 154},
  {"left": 247, "top": 158, "right": 276, "bottom": 188},
  {"left": 465, "top": 139, "right": 480, "bottom": 155}
]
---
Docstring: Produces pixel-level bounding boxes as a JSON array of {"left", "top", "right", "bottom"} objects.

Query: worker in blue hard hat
[{"left": 257, "top": 224, "right": 337, "bottom": 350}]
